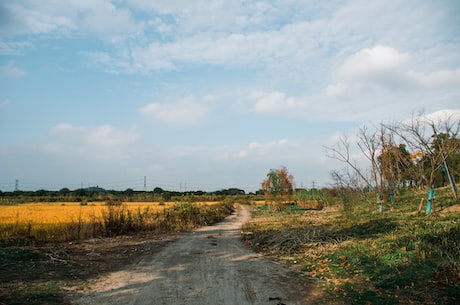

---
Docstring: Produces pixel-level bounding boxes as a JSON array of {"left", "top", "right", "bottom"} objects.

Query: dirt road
[{"left": 72, "top": 205, "right": 320, "bottom": 305}]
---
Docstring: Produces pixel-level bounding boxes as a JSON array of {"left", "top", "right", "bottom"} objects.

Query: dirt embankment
[{"left": 70, "top": 206, "right": 324, "bottom": 305}]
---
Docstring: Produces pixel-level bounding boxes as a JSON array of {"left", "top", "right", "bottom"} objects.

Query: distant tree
[
  {"left": 35, "top": 189, "right": 49, "bottom": 197},
  {"left": 261, "top": 166, "right": 295, "bottom": 207},
  {"left": 59, "top": 187, "right": 70, "bottom": 193},
  {"left": 162, "top": 191, "right": 171, "bottom": 201},
  {"left": 255, "top": 189, "right": 265, "bottom": 196},
  {"left": 74, "top": 188, "right": 88, "bottom": 197},
  {"left": 124, "top": 188, "right": 135, "bottom": 196},
  {"left": 153, "top": 187, "right": 164, "bottom": 194},
  {"left": 58, "top": 188, "right": 71, "bottom": 198}
]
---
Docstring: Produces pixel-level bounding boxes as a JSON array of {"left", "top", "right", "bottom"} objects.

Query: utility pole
[
  {"left": 14, "top": 179, "right": 18, "bottom": 191},
  {"left": 144, "top": 176, "right": 147, "bottom": 192}
]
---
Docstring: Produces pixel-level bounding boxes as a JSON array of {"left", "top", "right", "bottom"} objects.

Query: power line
[{"left": 0, "top": 176, "right": 263, "bottom": 193}]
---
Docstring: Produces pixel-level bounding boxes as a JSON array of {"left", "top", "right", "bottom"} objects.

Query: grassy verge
[
  {"left": 242, "top": 189, "right": 459, "bottom": 305},
  {"left": 0, "top": 200, "right": 235, "bottom": 305}
]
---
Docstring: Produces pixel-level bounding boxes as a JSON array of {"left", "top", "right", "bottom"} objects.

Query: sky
[{"left": 1, "top": 0, "right": 459, "bottom": 193}]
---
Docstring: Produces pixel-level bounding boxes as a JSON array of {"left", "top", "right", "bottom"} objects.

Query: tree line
[{"left": 0, "top": 186, "right": 248, "bottom": 204}]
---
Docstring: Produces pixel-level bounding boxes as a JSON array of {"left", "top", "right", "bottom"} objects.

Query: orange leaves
[{"left": 261, "top": 166, "right": 295, "bottom": 198}]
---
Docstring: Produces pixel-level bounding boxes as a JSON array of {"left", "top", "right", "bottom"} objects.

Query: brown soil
[{"left": 0, "top": 234, "right": 179, "bottom": 304}]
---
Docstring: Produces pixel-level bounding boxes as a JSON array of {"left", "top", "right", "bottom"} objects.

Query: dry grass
[
  {"left": 0, "top": 201, "right": 225, "bottom": 243},
  {"left": 0, "top": 201, "right": 219, "bottom": 224},
  {"left": 243, "top": 191, "right": 460, "bottom": 305}
]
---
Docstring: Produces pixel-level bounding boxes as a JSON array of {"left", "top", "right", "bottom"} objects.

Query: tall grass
[{"left": 0, "top": 200, "right": 234, "bottom": 245}]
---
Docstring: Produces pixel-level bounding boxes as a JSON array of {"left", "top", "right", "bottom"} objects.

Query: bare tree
[
  {"left": 326, "top": 111, "right": 459, "bottom": 214},
  {"left": 324, "top": 135, "right": 372, "bottom": 188},
  {"left": 429, "top": 119, "right": 459, "bottom": 199},
  {"left": 386, "top": 111, "right": 459, "bottom": 195},
  {"left": 325, "top": 130, "right": 387, "bottom": 212},
  {"left": 384, "top": 111, "right": 460, "bottom": 213}
]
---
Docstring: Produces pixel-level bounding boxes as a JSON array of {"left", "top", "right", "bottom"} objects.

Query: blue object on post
[{"left": 426, "top": 187, "right": 435, "bottom": 215}]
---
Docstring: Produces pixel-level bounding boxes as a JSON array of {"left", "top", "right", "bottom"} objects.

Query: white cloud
[
  {"left": 412, "top": 109, "right": 460, "bottom": 126},
  {"left": 0, "top": 0, "right": 141, "bottom": 37},
  {"left": 348, "top": 46, "right": 406, "bottom": 72},
  {"left": 127, "top": 0, "right": 280, "bottom": 33},
  {"left": 252, "top": 91, "right": 306, "bottom": 115},
  {"left": 140, "top": 96, "right": 209, "bottom": 125},
  {"left": 322, "top": 44, "right": 460, "bottom": 120},
  {"left": 332, "top": 45, "right": 460, "bottom": 93},
  {"left": 86, "top": 18, "right": 325, "bottom": 73},
  {"left": 79, "top": 1, "right": 142, "bottom": 34},
  {"left": 1, "top": 1, "right": 74, "bottom": 35},
  {"left": 232, "top": 139, "right": 292, "bottom": 159},
  {"left": 408, "top": 68, "right": 460, "bottom": 89},
  {"left": 51, "top": 123, "right": 140, "bottom": 147},
  {"left": 339, "top": 46, "right": 408, "bottom": 80}
]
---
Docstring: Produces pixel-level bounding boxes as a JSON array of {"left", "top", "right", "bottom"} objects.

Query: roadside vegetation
[{"left": 243, "top": 187, "right": 459, "bottom": 304}]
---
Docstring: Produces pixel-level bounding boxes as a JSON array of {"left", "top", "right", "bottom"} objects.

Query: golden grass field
[
  {"left": 0, "top": 201, "right": 227, "bottom": 242},
  {"left": 0, "top": 201, "right": 218, "bottom": 225}
]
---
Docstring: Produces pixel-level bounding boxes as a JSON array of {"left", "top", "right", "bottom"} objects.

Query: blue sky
[{"left": 1, "top": 0, "right": 459, "bottom": 192}]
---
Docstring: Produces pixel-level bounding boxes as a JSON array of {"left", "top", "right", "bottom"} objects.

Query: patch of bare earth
[{"left": 0, "top": 233, "right": 180, "bottom": 305}]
